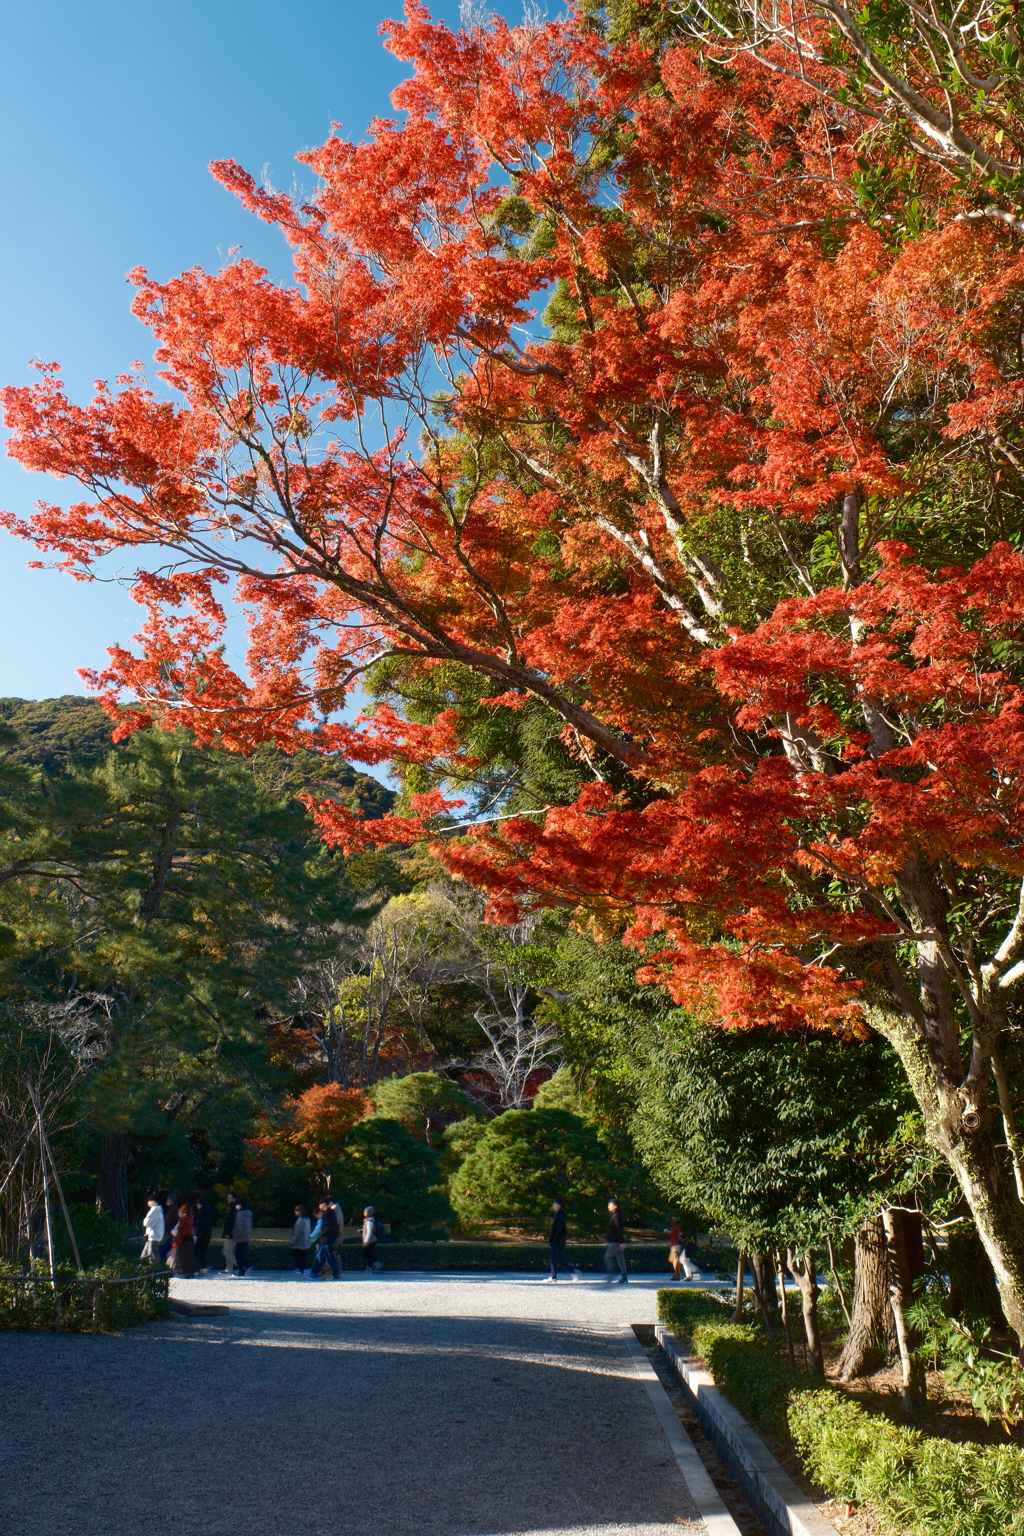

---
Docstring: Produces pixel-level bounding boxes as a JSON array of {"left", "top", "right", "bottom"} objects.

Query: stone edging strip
[
  {"left": 654, "top": 1325, "right": 839, "bottom": 1536},
  {"left": 169, "top": 1298, "right": 230, "bottom": 1316},
  {"left": 622, "top": 1327, "right": 744, "bottom": 1536}
]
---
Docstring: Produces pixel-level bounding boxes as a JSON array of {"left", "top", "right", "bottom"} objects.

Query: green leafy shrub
[
  {"left": 329, "top": 1116, "right": 452, "bottom": 1230},
  {"left": 449, "top": 1107, "right": 616, "bottom": 1235},
  {"left": 0, "top": 1259, "right": 169, "bottom": 1332},
  {"left": 789, "top": 1389, "right": 1024, "bottom": 1536},
  {"left": 692, "top": 1318, "right": 801, "bottom": 1431},
  {"left": 908, "top": 1292, "right": 1024, "bottom": 1434},
  {"left": 656, "top": 1285, "right": 735, "bottom": 1333},
  {"left": 658, "top": 1286, "right": 801, "bottom": 1431}
]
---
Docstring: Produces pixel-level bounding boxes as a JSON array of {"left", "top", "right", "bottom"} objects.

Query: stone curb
[
  {"left": 655, "top": 1325, "right": 839, "bottom": 1536},
  {"left": 169, "top": 1298, "right": 230, "bottom": 1316},
  {"left": 622, "top": 1327, "right": 743, "bottom": 1536}
]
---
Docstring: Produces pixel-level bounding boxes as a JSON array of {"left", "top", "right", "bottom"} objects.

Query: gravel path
[{"left": 2, "top": 1272, "right": 713, "bottom": 1536}]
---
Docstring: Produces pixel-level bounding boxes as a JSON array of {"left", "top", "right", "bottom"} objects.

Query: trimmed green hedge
[
  {"left": 0, "top": 1263, "right": 170, "bottom": 1332},
  {"left": 206, "top": 1239, "right": 728, "bottom": 1273},
  {"left": 790, "top": 1389, "right": 1024, "bottom": 1536},
  {"left": 692, "top": 1317, "right": 801, "bottom": 1432},
  {"left": 656, "top": 1285, "right": 736, "bottom": 1333},
  {"left": 658, "top": 1286, "right": 1024, "bottom": 1536},
  {"left": 658, "top": 1287, "right": 801, "bottom": 1431}
]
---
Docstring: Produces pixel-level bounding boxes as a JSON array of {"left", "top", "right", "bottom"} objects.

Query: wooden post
[
  {"left": 92, "top": 1281, "right": 101, "bottom": 1334},
  {"left": 40, "top": 1117, "right": 82, "bottom": 1271},
  {"left": 35, "top": 1093, "right": 57, "bottom": 1298}
]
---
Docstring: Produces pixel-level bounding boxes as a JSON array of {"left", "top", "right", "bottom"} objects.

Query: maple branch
[
  {"left": 453, "top": 324, "right": 566, "bottom": 380},
  {"left": 673, "top": 0, "right": 1020, "bottom": 184},
  {"left": 984, "top": 876, "right": 1024, "bottom": 992},
  {"left": 592, "top": 516, "right": 716, "bottom": 644}
]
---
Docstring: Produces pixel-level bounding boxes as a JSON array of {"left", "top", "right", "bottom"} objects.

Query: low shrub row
[
  {"left": 201, "top": 1239, "right": 728, "bottom": 1273},
  {"left": 656, "top": 1290, "right": 801, "bottom": 1433},
  {"left": 789, "top": 1389, "right": 1024, "bottom": 1536},
  {"left": 655, "top": 1285, "right": 737, "bottom": 1334},
  {"left": 0, "top": 1262, "right": 170, "bottom": 1333},
  {"left": 655, "top": 1288, "right": 1024, "bottom": 1536}
]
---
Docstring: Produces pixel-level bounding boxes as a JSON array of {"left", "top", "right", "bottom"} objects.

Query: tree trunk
[
  {"left": 748, "top": 1251, "right": 778, "bottom": 1338},
  {"left": 776, "top": 1251, "right": 797, "bottom": 1369},
  {"left": 788, "top": 1248, "right": 825, "bottom": 1377},
  {"left": 872, "top": 1000, "right": 1024, "bottom": 1355},
  {"left": 96, "top": 1130, "right": 130, "bottom": 1224},
  {"left": 839, "top": 1216, "right": 897, "bottom": 1380},
  {"left": 882, "top": 1206, "right": 927, "bottom": 1413}
]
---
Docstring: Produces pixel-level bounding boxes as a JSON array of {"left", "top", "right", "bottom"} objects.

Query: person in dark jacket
[
  {"left": 221, "top": 1193, "right": 239, "bottom": 1274},
  {"left": 158, "top": 1193, "right": 178, "bottom": 1264},
  {"left": 604, "top": 1198, "right": 628, "bottom": 1284},
  {"left": 193, "top": 1195, "right": 214, "bottom": 1275},
  {"left": 308, "top": 1198, "right": 341, "bottom": 1279},
  {"left": 543, "top": 1198, "right": 582, "bottom": 1283}
]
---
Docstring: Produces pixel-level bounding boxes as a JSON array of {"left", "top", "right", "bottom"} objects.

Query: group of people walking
[
  {"left": 144, "top": 1188, "right": 699, "bottom": 1284},
  {"left": 141, "top": 1191, "right": 386, "bottom": 1279},
  {"left": 544, "top": 1197, "right": 701, "bottom": 1284},
  {"left": 289, "top": 1200, "right": 386, "bottom": 1278},
  {"left": 544, "top": 1196, "right": 632, "bottom": 1284},
  {"left": 141, "top": 1192, "right": 215, "bottom": 1276}
]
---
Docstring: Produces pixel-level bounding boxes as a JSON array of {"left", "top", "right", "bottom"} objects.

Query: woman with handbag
[{"left": 170, "top": 1201, "right": 196, "bottom": 1278}]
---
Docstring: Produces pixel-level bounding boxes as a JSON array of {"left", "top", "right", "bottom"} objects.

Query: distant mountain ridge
[{"left": 0, "top": 695, "right": 396, "bottom": 820}]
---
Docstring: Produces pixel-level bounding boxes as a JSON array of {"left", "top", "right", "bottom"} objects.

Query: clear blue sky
[{"left": 0, "top": 0, "right": 480, "bottom": 701}]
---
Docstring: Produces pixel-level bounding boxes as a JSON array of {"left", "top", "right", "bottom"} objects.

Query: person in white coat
[{"left": 141, "top": 1198, "right": 164, "bottom": 1262}]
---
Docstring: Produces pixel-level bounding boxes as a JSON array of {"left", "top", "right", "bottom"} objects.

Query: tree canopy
[{"left": 3, "top": 3, "right": 1024, "bottom": 1339}]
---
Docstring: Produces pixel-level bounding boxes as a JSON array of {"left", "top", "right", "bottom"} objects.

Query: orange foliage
[{"left": 251, "top": 1084, "right": 370, "bottom": 1177}]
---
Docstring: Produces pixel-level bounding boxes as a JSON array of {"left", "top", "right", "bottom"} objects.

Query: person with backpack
[
  {"left": 603, "top": 1197, "right": 628, "bottom": 1284},
  {"left": 361, "top": 1206, "right": 382, "bottom": 1273},
  {"left": 542, "top": 1197, "right": 582, "bottom": 1283},
  {"left": 665, "top": 1220, "right": 701, "bottom": 1282},
  {"left": 158, "top": 1193, "right": 178, "bottom": 1264},
  {"left": 308, "top": 1198, "right": 341, "bottom": 1279}
]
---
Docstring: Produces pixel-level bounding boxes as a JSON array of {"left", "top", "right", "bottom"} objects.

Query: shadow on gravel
[{"left": 1, "top": 1311, "right": 701, "bottom": 1536}]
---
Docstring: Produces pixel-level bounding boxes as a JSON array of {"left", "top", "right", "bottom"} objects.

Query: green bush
[
  {"left": 656, "top": 1286, "right": 735, "bottom": 1334},
  {"left": 789, "top": 1389, "right": 1024, "bottom": 1536},
  {"left": 449, "top": 1107, "right": 617, "bottom": 1235},
  {"left": 0, "top": 1259, "right": 170, "bottom": 1332},
  {"left": 692, "top": 1318, "right": 801, "bottom": 1431},
  {"left": 657, "top": 1289, "right": 801, "bottom": 1432},
  {"left": 329, "top": 1116, "right": 453, "bottom": 1230}
]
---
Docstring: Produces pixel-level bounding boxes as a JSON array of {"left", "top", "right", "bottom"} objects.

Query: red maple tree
[
  {"left": 4, "top": 6, "right": 1024, "bottom": 1333},
  {"left": 249, "top": 1083, "right": 370, "bottom": 1183}
]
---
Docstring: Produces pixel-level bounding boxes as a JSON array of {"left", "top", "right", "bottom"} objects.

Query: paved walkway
[{"left": 2, "top": 1272, "right": 719, "bottom": 1536}]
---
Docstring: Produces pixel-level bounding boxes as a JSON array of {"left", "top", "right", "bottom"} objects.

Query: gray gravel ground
[{"left": 1, "top": 1271, "right": 713, "bottom": 1536}]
